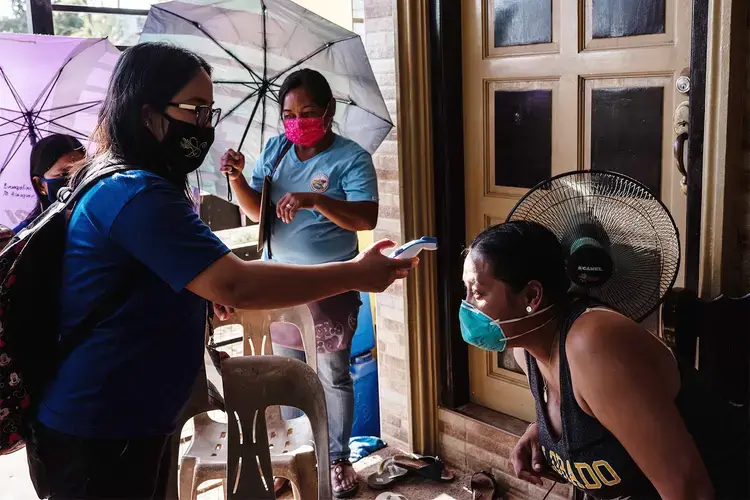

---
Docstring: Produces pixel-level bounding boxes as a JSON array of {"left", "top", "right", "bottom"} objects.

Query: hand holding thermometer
[{"left": 389, "top": 237, "right": 438, "bottom": 259}]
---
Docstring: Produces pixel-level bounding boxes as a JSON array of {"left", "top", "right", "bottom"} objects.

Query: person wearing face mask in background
[
  {"left": 220, "top": 68, "right": 379, "bottom": 498},
  {"left": 13, "top": 134, "right": 86, "bottom": 234},
  {"left": 459, "top": 221, "right": 747, "bottom": 500},
  {"left": 28, "top": 44, "right": 416, "bottom": 500}
]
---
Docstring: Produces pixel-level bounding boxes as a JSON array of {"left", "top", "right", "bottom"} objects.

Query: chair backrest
[
  {"left": 165, "top": 364, "right": 217, "bottom": 499},
  {"left": 222, "top": 355, "right": 331, "bottom": 500},
  {"left": 213, "top": 305, "right": 318, "bottom": 372},
  {"left": 662, "top": 288, "right": 750, "bottom": 408}
]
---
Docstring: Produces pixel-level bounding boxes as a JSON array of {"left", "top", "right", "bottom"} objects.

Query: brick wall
[
  {"left": 439, "top": 410, "right": 571, "bottom": 500},
  {"left": 363, "top": 0, "right": 411, "bottom": 451}
]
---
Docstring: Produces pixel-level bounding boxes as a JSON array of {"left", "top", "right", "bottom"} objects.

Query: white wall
[{"left": 293, "top": 0, "right": 353, "bottom": 30}]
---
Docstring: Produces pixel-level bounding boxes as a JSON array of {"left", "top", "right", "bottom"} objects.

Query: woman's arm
[
  {"left": 221, "top": 149, "right": 262, "bottom": 222},
  {"left": 187, "top": 239, "right": 414, "bottom": 310},
  {"left": 276, "top": 192, "right": 377, "bottom": 231},
  {"left": 315, "top": 197, "right": 378, "bottom": 231},
  {"left": 107, "top": 181, "right": 414, "bottom": 312},
  {"left": 230, "top": 175, "right": 262, "bottom": 222},
  {"left": 567, "top": 312, "right": 714, "bottom": 500}
]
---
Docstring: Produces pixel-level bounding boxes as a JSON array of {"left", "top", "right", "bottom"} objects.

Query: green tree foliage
[
  {"left": 1, "top": 0, "right": 144, "bottom": 45},
  {"left": 0, "top": 0, "right": 28, "bottom": 33}
]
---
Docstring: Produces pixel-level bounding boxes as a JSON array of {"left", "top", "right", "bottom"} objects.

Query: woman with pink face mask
[{"left": 220, "top": 68, "right": 379, "bottom": 498}]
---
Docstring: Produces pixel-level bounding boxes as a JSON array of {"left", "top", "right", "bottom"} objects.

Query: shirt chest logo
[{"left": 310, "top": 173, "right": 330, "bottom": 193}]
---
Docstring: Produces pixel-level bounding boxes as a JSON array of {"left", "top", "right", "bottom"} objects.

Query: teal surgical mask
[{"left": 459, "top": 301, "right": 556, "bottom": 352}]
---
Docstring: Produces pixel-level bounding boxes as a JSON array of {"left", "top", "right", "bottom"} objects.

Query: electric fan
[{"left": 506, "top": 170, "right": 680, "bottom": 322}]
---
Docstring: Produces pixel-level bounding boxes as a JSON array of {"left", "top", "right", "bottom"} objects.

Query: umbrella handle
[{"left": 226, "top": 173, "right": 233, "bottom": 202}]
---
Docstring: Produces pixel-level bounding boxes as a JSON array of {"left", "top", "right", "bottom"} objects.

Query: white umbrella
[{"left": 140, "top": 0, "right": 393, "bottom": 201}]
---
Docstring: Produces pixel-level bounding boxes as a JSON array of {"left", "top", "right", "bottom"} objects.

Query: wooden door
[{"left": 463, "top": 0, "right": 691, "bottom": 421}]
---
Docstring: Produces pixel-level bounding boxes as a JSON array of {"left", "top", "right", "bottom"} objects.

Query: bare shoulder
[
  {"left": 567, "top": 309, "right": 661, "bottom": 358},
  {"left": 566, "top": 309, "right": 679, "bottom": 399}
]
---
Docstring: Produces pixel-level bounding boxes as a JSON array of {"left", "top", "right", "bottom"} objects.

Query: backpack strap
[
  {"left": 61, "top": 164, "right": 130, "bottom": 208},
  {"left": 16, "top": 164, "right": 130, "bottom": 242},
  {"left": 55, "top": 164, "right": 133, "bottom": 359}
]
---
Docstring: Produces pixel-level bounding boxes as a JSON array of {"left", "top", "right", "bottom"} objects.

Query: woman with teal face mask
[
  {"left": 13, "top": 133, "right": 86, "bottom": 234},
  {"left": 461, "top": 221, "right": 746, "bottom": 500}
]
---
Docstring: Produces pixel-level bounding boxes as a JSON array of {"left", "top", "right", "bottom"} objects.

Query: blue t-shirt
[
  {"left": 250, "top": 134, "right": 378, "bottom": 265},
  {"left": 37, "top": 170, "right": 230, "bottom": 438}
]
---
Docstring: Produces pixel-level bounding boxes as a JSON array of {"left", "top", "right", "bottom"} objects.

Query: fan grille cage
[{"left": 507, "top": 171, "right": 680, "bottom": 322}]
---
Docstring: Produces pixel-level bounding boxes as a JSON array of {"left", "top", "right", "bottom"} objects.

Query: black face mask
[
  {"left": 41, "top": 176, "right": 68, "bottom": 206},
  {"left": 160, "top": 114, "right": 215, "bottom": 175}
]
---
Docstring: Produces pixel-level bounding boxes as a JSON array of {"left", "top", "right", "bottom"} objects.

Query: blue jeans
[{"left": 272, "top": 344, "right": 354, "bottom": 462}]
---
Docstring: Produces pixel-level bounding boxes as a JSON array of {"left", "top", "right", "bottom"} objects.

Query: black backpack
[{"left": 0, "top": 165, "right": 127, "bottom": 455}]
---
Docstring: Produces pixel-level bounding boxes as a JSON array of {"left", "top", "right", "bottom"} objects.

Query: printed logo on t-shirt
[{"left": 310, "top": 173, "right": 330, "bottom": 193}]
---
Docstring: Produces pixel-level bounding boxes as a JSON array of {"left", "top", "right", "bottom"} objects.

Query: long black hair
[
  {"left": 19, "top": 133, "right": 83, "bottom": 228},
  {"left": 469, "top": 221, "right": 571, "bottom": 304},
  {"left": 73, "top": 42, "right": 211, "bottom": 192}
]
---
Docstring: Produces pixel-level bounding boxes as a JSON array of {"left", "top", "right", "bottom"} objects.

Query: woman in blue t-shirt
[
  {"left": 220, "top": 69, "right": 378, "bottom": 497},
  {"left": 30, "top": 43, "right": 416, "bottom": 500},
  {"left": 13, "top": 134, "right": 85, "bottom": 234}
]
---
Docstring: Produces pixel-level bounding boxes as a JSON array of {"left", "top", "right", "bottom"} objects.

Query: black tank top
[{"left": 526, "top": 299, "right": 747, "bottom": 500}]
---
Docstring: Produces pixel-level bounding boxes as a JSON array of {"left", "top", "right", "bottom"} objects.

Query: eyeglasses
[{"left": 167, "top": 102, "right": 222, "bottom": 128}]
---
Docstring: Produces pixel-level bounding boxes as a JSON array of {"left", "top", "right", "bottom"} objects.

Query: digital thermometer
[{"left": 389, "top": 236, "right": 438, "bottom": 259}]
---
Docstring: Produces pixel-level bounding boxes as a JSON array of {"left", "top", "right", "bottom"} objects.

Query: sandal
[
  {"left": 470, "top": 470, "right": 497, "bottom": 499},
  {"left": 391, "top": 453, "right": 455, "bottom": 482},
  {"left": 332, "top": 458, "right": 359, "bottom": 498},
  {"left": 366, "top": 458, "right": 409, "bottom": 490}
]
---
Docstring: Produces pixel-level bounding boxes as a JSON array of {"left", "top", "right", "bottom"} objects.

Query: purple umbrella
[{"left": 0, "top": 34, "right": 119, "bottom": 229}]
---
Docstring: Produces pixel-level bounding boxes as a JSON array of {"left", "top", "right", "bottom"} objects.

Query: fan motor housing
[{"left": 567, "top": 236, "right": 613, "bottom": 287}]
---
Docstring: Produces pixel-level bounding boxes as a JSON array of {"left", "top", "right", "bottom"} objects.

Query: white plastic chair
[
  {"left": 165, "top": 360, "right": 223, "bottom": 500},
  {"left": 176, "top": 306, "right": 328, "bottom": 500},
  {"left": 222, "top": 354, "right": 331, "bottom": 499}
]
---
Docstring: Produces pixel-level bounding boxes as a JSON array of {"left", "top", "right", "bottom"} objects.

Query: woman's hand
[
  {"left": 220, "top": 149, "right": 245, "bottom": 181},
  {"left": 276, "top": 192, "right": 318, "bottom": 223},
  {"left": 213, "top": 303, "right": 235, "bottom": 321},
  {"left": 349, "top": 240, "right": 418, "bottom": 293},
  {"left": 510, "top": 423, "right": 548, "bottom": 487}
]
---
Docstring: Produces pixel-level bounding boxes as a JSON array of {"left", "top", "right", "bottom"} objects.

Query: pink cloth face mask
[{"left": 283, "top": 109, "right": 331, "bottom": 147}]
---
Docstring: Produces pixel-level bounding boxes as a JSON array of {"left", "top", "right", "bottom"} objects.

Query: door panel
[
  {"left": 464, "top": 0, "right": 690, "bottom": 420},
  {"left": 591, "top": 0, "right": 666, "bottom": 39}
]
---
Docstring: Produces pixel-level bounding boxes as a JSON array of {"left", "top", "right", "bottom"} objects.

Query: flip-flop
[
  {"left": 366, "top": 458, "right": 409, "bottom": 490},
  {"left": 470, "top": 470, "right": 497, "bottom": 499},
  {"left": 391, "top": 453, "right": 455, "bottom": 482},
  {"left": 376, "top": 493, "right": 408, "bottom": 500}
]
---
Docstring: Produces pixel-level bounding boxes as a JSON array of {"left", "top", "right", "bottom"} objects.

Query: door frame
[{"left": 398, "top": 0, "right": 747, "bottom": 453}]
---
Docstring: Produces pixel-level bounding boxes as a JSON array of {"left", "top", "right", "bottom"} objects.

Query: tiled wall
[
  {"left": 439, "top": 409, "right": 572, "bottom": 500},
  {"left": 363, "top": 0, "right": 411, "bottom": 451}
]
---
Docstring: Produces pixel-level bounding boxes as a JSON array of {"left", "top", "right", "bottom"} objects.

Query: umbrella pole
[
  {"left": 26, "top": 112, "right": 38, "bottom": 146},
  {"left": 225, "top": 1, "right": 270, "bottom": 203}
]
